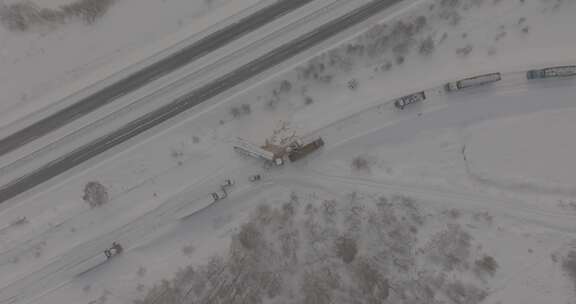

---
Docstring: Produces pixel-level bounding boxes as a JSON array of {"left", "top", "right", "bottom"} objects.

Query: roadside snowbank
[{"left": 466, "top": 108, "right": 576, "bottom": 196}]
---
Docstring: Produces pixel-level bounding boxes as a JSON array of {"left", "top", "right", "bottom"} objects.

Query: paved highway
[
  {"left": 0, "top": 0, "right": 316, "bottom": 157},
  {"left": 0, "top": 0, "right": 403, "bottom": 204}
]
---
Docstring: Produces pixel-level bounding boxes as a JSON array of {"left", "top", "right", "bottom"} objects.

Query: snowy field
[
  {"left": 0, "top": 0, "right": 264, "bottom": 127},
  {"left": 2, "top": 0, "right": 576, "bottom": 303}
]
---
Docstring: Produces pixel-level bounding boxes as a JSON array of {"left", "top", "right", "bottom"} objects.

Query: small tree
[
  {"left": 347, "top": 79, "right": 359, "bottom": 90},
  {"left": 351, "top": 156, "right": 369, "bottom": 171},
  {"left": 83, "top": 181, "right": 109, "bottom": 208},
  {"left": 335, "top": 236, "right": 358, "bottom": 264},
  {"left": 562, "top": 251, "right": 576, "bottom": 292},
  {"left": 474, "top": 255, "right": 498, "bottom": 277},
  {"left": 419, "top": 36, "right": 435, "bottom": 56}
]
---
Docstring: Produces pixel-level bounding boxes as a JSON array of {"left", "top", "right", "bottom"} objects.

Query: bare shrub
[
  {"left": 83, "top": 181, "right": 109, "bottom": 208},
  {"left": 347, "top": 78, "right": 359, "bottom": 90},
  {"left": 444, "top": 280, "right": 488, "bottom": 304},
  {"left": 10, "top": 216, "right": 28, "bottom": 227},
  {"left": 301, "top": 271, "right": 333, "bottom": 304},
  {"left": 237, "top": 222, "right": 262, "bottom": 250},
  {"left": 521, "top": 26, "right": 530, "bottom": 34},
  {"left": 418, "top": 36, "right": 435, "bottom": 56},
  {"left": 0, "top": 0, "right": 115, "bottom": 32},
  {"left": 474, "top": 255, "right": 498, "bottom": 277},
  {"left": 426, "top": 224, "right": 472, "bottom": 271},
  {"left": 562, "top": 251, "right": 576, "bottom": 292},
  {"left": 279, "top": 80, "right": 292, "bottom": 93},
  {"left": 182, "top": 244, "right": 195, "bottom": 256},
  {"left": 304, "top": 96, "right": 314, "bottom": 105},
  {"left": 352, "top": 258, "right": 390, "bottom": 299},
  {"left": 61, "top": 0, "right": 116, "bottom": 25},
  {"left": 456, "top": 44, "right": 473, "bottom": 57},
  {"left": 0, "top": 2, "right": 41, "bottom": 31},
  {"left": 137, "top": 266, "right": 147, "bottom": 277},
  {"left": 240, "top": 104, "right": 251, "bottom": 115},
  {"left": 334, "top": 236, "right": 358, "bottom": 264},
  {"left": 518, "top": 17, "right": 526, "bottom": 24},
  {"left": 351, "top": 156, "right": 370, "bottom": 171},
  {"left": 229, "top": 106, "right": 241, "bottom": 118}
]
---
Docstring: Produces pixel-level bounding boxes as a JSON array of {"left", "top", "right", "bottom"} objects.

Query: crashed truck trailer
[
  {"left": 233, "top": 138, "right": 284, "bottom": 165},
  {"left": 288, "top": 137, "right": 324, "bottom": 162}
]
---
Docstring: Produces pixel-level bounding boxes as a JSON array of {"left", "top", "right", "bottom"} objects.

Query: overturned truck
[{"left": 288, "top": 137, "right": 324, "bottom": 162}]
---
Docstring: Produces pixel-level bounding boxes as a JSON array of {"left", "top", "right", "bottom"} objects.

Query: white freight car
[
  {"left": 445, "top": 72, "right": 501, "bottom": 92},
  {"left": 526, "top": 65, "right": 576, "bottom": 79}
]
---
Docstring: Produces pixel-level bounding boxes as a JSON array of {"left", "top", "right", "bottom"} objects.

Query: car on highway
[
  {"left": 394, "top": 91, "right": 426, "bottom": 110},
  {"left": 104, "top": 242, "right": 123, "bottom": 259}
]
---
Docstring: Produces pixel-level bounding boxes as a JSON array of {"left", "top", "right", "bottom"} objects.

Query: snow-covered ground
[
  {"left": 2, "top": 0, "right": 576, "bottom": 303},
  {"left": 466, "top": 108, "right": 576, "bottom": 196},
  {"left": 0, "top": 0, "right": 264, "bottom": 128}
]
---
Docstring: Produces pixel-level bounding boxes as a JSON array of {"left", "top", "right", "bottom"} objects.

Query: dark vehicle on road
[
  {"left": 104, "top": 242, "right": 123, "bottom": 259},
  {"left": 394, "top": 91, "right": 426, "bottom": 110}
]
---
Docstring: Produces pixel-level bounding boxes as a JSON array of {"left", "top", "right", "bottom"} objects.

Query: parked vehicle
[
  {"left": 445, "top": 72, "right": 501, "bottom": 92},
  {"left": 526, "top": 65, "right": 576, "bottom": 79},
  {"left": 210, "top": 188, "right": 228, "bottom": 202},
  {"left": 233, "top": 138, "right": 284, "bottom": 166},
  {"left": 249, "top": 174, "right": 262, "bottom": 182},
  {"left": 394, "top": 91, "right": 426, "bottom": 109},
  {"left": 222, "top": 179, "right": 235, "bottom": 187},
  {"left": 288, "top": 137, "right": 324, "bottom": 162},
  {"left": 104, "top": 242, "right": 123, "bottom": 259}
]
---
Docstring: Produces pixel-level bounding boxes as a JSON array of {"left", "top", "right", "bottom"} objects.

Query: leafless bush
[
  {"left": 301, "top": 271, "right": 333, "bottom": 304},
  {"left": 181, "top": 244, "right": 195, "bottom": 256},
  {"left": 456, "top": 44, "right": 473, "bottom": 57},
  {"left": 444, "top": 280, "right": 488, "bottom": 304},
  {"left": 352, "top": 258, "right": 390, "bottom": 299},
  {"left": 521, "top": 26, "right": 530, "bottom": 34},
  {"left": 303, "top": 96, "right": 314, "bottom": 105},
  {"left": 474, "top": 255, "right": 498, "bottom": 278},
  {"left": 426, "top": 224, "right": 472, "bottom": 271},
  {"left": 419, "top": 36, "right": 435, "bottom": 56},
  {"left": 351, "top": 156, "right": 370, "bottom": 171},
  {"left": 347, "top": 78, "right": 359, "bottom": 90},
  {"left": 10, "top": 216, "right": 28, "bottom": 227},
  {"left": 335, "top": 236, "right": 358, "bottom": 264},
  {"left": 0, "top": 2, "right": 43, "bottom": 31},
  {"left": 83, "top": 181, "right": 109, "bottom": 208},
  {"left": 0, "top": 0, "right": 115, "bottom": 32},
  {"left": 229, "top": 106, "right": 241, "bottom": 118},
  {"left": 240, "top": 103, "right": 251, "bottom": 115},
  {"left": 61, "top": 0, "right": 116, "bottom": 25},
  {"left": 137, "top": 266, "right": 147, "bottom": 277},
  {"left": 562, "top": 251, "right": 576, "bottom": 292},
  {"left": 237, "top": 222, "right": 262, "bottom": 250}
]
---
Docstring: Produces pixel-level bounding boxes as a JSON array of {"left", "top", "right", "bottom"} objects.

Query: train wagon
[
  {"left": 288, "top": 137, "right": 324, "bottom": 162},
  {"left": 445, "top": 72, "right": 501, "bottom": 92},
  {"left": 526, "top": 65, "right": 576, "bottom": 79},
  {"left": 394, "top": 91, "right": 426, "bottom": 110}
]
